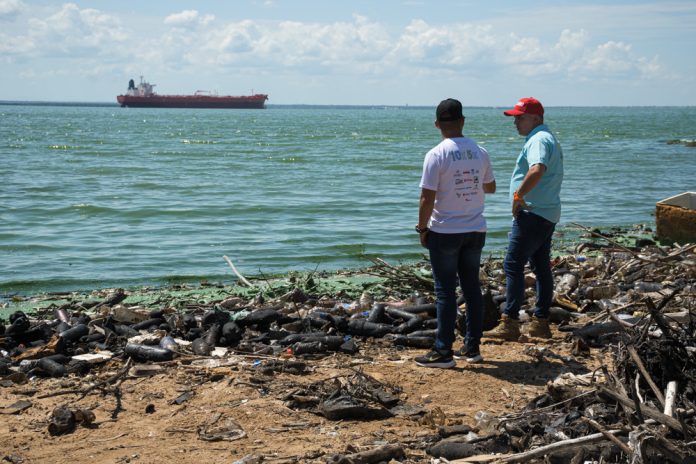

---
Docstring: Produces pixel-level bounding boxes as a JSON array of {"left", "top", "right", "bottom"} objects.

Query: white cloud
[
  {"left": 0, "top": 0, "right": 23, "bottom": 18},
  {"left": 2, "top": 3, "right": 127, "bottom": 58},
  {"left": 164, "top": 10, "right": 214, "bottom": 27},
  {"left": 142, "top": 16, "right": 666, "bottom": 84},
  {"left": 0, "top": 4, "right": 670, "bottom": 87}
]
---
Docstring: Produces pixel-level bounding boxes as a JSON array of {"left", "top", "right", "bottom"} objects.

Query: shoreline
[{"left": 1, "top": 223, "right": 656, "bottom": 317}]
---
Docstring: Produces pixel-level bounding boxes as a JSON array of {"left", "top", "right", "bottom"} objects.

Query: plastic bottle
[
  {"left": 191, "top": 338, "right": 212, "bottom": 356},
  {"left": 38, "top": 357, "right": 66, "bottom": 377},
  {"left": 131, "top": 318, "right": 165, "bottom": 331},
  {"left": 159, "top": 335, "right": 178, "bottom": 351},
  {"left": 59, "top": 324, "right": 89, "bottom": 344},
  {"left": 391, "top": 335, "right": 434, "bottom": 349},
  {"left": 54, "top": 308, "right": 71, "bottom": 324},
  {"left": 124, "top": 343, "right": 174, "bottom": 362},
  {"left": 367, "top": 303, "right": 386, "bottom": 323},
  {"left": 634, "top": 281, "right": 662, "bottom": 293},
  {"left": 359, "top": 292, "right": 373, "bottom": 310},
  {"left": 290, "top": 341, "right": 329, "bottom": 355},
  {"left": 474, "top": 410, "right": 498, "bottom": 433},
  {"left": 346, "top": 319, "right": 393, "bottom": 337},
  {"left": 394, "top": 316, "right": 424, "bottom": 334}
]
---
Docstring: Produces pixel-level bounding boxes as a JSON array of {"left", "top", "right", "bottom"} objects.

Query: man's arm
[
  {"left": 483, "top": 180, "right": 496, "bottom": 194},
  {"left": 417, "top": 188, "right": 436, "bottom": 248},
  {"left": 512, "top": 163, "right": 545, "bottom": 215}
]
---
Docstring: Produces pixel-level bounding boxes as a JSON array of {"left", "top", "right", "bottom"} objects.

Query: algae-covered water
[{"left": 2, "top": 104, "right": 694, "bottom": 293}]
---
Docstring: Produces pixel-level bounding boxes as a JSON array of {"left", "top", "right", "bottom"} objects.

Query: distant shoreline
[{"left": 1, "top": 100, "right": 694, "bottom": 109}]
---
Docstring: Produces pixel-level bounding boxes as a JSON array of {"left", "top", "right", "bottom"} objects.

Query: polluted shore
[{"left": 1, "top": 224, "right": 695, "bottom": 463}]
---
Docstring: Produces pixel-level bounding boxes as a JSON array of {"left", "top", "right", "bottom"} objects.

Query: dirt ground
[{"left": 0, "top": 328, "right": 605, "bottom": 464}]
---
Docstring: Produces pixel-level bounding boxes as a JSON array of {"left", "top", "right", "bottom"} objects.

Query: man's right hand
[{"left": 419, "top": 230, "right": 429, "bottom": 248}]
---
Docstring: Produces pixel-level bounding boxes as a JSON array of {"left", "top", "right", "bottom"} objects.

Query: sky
[{"left": 1, "top": 0, "right": 695, "bottom": 106}]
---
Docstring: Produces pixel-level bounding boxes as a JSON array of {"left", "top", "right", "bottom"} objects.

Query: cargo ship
[{"left": 116, "top": 77, "right": 268, "bottom": 109}]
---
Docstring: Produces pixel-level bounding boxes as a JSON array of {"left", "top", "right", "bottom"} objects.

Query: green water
[{"left": 1, "top": 104, "right": 694, "bottom": 293}]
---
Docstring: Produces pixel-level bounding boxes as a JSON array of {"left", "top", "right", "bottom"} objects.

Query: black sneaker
[
  {"left": 414, "top": 349, "right": 456, "bottom": 369},
  {"left": 454, "top": 347, "right": 483, "bottom": 363}
]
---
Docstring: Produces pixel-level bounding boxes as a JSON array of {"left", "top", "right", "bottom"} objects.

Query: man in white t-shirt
[{"left": 414, "top": 98, "right": 496, "bottom": 369}]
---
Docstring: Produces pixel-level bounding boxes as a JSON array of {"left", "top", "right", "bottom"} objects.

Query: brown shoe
[
  {"left": 526, "top": 317, "right": 552, "bottom": 339},
  {"left": 484, "top": 314, "right": 520, "bottom": 341}
]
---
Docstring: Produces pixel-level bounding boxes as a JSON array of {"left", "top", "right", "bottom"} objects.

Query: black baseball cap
[{"left": 436, "top": 98, "right": 463, "bottom": 122}]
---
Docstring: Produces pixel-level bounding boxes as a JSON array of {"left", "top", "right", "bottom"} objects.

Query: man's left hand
[{"left": 512, "top": 197, "right": 528, "bottom": 216}]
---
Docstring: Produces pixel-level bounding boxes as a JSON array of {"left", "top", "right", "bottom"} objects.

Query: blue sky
[{"left": 1, "top": 0, "right": 694, "bottom": 105}]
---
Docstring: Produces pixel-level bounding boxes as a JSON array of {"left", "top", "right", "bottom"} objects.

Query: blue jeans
[
  {"left": 427, "top": 231, "right": 486, "bottom": 353},
  {"left": 503, "top": 211, "right": 556, "bottom": 320}
]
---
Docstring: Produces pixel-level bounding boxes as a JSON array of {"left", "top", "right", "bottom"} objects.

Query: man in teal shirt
[{"left": 486, "top": 97, "right": 564, "bottom": 340}]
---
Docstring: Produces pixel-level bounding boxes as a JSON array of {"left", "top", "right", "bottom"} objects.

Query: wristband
[
  {"left": 513, "top": 191, "right": 524, "bottom": 202},
  {"left": 415, "top": 225, "right": 429, "bottom": 234}
]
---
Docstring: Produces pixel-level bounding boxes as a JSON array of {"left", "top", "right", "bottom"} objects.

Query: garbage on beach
[{"left": 1, "top": 223, "right": 694, "bottom": 461}]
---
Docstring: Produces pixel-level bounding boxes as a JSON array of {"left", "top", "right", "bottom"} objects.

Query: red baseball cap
[{"left": 503, "top": 97, "right": 544, "bottom": 116}]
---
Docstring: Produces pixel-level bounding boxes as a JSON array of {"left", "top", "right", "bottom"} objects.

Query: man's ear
[{"left": 435, "top": 120, "right": 440, "bottom": 129}]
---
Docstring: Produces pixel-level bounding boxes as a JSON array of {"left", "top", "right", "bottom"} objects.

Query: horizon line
[{"left": 1, "top": 100, "right": 695, "bottom": 109}]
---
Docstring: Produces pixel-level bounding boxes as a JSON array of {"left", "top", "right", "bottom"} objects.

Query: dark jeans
[
  {"left": 427, "top": 230, "right": 486, "bottom": 353},
  {"left": 503, "top": 211, "right": 556, "bottom": 319}
]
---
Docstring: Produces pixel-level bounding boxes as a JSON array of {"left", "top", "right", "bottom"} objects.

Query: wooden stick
[
  {"left": 222, "top": 255, "right": 255, "bottom": 288},
  {"left": 664, "top": 382, "right": 679, "bottom": 416},
  {"left": 581, "top": 417, "right": 632, "bottom": 456}
]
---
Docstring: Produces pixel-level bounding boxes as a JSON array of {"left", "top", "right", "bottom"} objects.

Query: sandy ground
[{"left": 0, "top": 327, "right": 606, "bottom": 464}]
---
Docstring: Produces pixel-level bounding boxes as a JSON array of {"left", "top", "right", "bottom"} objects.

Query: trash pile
[
  {"left": 421, "top": 227, "right": 696, "bottom": 463},
  {"left": 284, "top": 370, "right": 406, "bottom": 421},
  {"left": 1, "top": 224, "right": 695, "bottom": 463},
  {"left": 437, "top": 290, "right": 696, "bottom": 463}
]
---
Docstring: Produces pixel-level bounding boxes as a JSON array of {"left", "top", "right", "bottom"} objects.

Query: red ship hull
[{"left": 116, "top": 94, "right": 268, "bottom": 109}]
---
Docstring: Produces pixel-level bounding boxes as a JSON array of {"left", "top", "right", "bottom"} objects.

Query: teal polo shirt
[{"left": 509, "top": 124, "right": 564, "bottom": 223}]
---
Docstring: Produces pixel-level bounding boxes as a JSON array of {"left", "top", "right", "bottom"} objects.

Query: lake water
[{"left": 1, "top": 104, "right": 694, "bottom": 293}]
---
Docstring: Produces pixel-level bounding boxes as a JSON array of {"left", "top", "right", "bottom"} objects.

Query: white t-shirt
[{"left": 419, "top": 137, "right": 495, "bottom": 233}]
